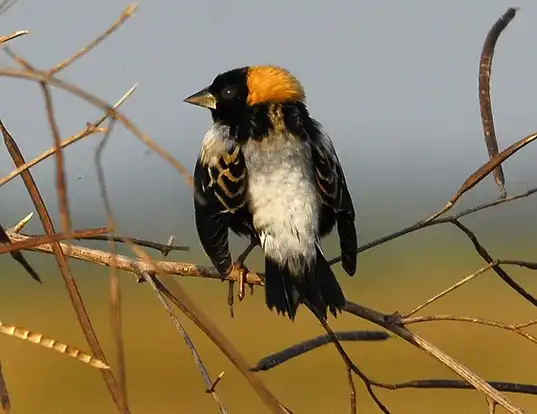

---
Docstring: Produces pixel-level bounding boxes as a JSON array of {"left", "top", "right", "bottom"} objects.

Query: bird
[{"left": 184, "top": 65, "right": 357, "bottom": 320}]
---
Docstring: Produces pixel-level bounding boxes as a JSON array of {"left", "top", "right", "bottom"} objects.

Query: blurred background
[{"left": 0, "top": 0, "right": 537, "bottom": 413}]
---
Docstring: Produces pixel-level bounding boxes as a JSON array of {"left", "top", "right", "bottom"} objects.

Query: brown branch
[
  {"left": 0, "top": 68, "right": 194, "bottom": 191},
  {"left": 3, "top": 48, "right": 72, "bottom": 234},
  {"left": 0, "top": 228, "right": 108, "bottom": 254},
  {"left": 403, "top": 262, "right": 496, "bottom": 318},
  {"left": 343, "top": 302, "right": 524, "bottom": 413},
  {"left": 0, "top": 30, "right": 26, "bottom": 45},
  {"left": 422, "top": 130, "right": 537, "bottom": 224},
  {"left": 4, "top": 230, "right": 263, "bottom": 284},
  {"left": 402, "top": 314, "right": 537, "bottom": 345},
  {"left": 128, "top": 246, "right": 288, "bottom": 414},
  {"left": 0, "top": 122, "right": 128, "bottom": 413},
  {"left": 479, "top": 7, "right": 518, "bottom": 197},
  {"left": 91, "top": 116, "right": 128, "bottom": 411},
  {"left": 70, "top": 235, "right": 189, "bottom": 255},
  {"left": 372, "top": 378, "right": 537, "bottom": 395},
  {"left": 0, "top": 83, "right": 136, "bottom": 188},
  {"left": 5, "top": 228, "right": 536, "bottom": 412},
  {"left": 0, "top": 361, "right": 10, "bottom": 414},
  {"left": 452, "top": 219, "right": 537, "bottom": 306},
  {"left": 328, "top": 184, "right": 537, "bottom": 268},
  {"left": 142, "top": 273, "right": 228, "bottom": 414},
  {"left": 49, "top": 5, "right": 137, "bottom": 75}
]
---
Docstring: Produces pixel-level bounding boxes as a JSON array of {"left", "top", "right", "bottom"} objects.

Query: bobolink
[{"left": 184, "top": 65, "right": 357, "bottom": 320}]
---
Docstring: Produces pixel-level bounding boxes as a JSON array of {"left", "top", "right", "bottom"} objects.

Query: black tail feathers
[{"left": 264, "top": 246, "right": 346, "bottom": 320}]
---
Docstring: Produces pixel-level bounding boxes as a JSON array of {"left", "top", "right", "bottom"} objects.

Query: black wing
[
  {"left": 311, "top": 136, "right": 357, "bottom": 276},
  {"left": 193, "top": 145, "right": 248, "bottom": 277}
]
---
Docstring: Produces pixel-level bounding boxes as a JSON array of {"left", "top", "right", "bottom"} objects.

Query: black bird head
[{"left": 183, "top": 65, "right": 306, "bottom": 125}]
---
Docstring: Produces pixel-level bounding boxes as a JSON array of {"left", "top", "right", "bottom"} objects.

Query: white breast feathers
[{"left": 242, "top": 133, "right": 320, "bottom": 275}]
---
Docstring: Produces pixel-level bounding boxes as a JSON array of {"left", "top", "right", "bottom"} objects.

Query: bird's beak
[{"left": 183, "top": 87, "right": 217, "bottom": 109}]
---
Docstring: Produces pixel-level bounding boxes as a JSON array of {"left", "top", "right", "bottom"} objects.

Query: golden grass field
[{"left": 0, "top": 221, "right": 536, "bottom": 414}]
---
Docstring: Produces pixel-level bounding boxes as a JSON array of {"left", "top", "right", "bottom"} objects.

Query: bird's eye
[{"left": 221, "top": 86, "right": 237, "bottom": 100}]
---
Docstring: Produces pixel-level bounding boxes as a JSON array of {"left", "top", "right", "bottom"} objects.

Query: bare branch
[
  {"left": 344, "top": 302, "right": 524, "bottom": 413},
  {"left": 0, "top": 361, "right": 10, "bottom": 414},
  {"left": 252, "top": 330, "right": 390, "bottom": 372},
  {"left": 0, "top": 30, "right": 27, "bottom": 45},
  {"left": 143, "top": 273, "right": 228, "bottom": 414},
  {"left": 49, "top": 4, "right": 138, "bottom": 75},
  {"left": 479, "top": 7, "right": 518, "bottom": 197},
  {"left": 403, "top": 262, "right": 496, "bottom": 318},
  {"left": 0, "top": 122, "right": 128, "bottom": 412},
  {"left": 0, "top": 83, "right": 136, "bottom": 188}
]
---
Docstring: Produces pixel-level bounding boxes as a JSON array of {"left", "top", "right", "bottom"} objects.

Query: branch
[
  {"left": 143, "top": 273, "right": 228, "bottom": 413},
  {"left": 0, "top": 122, "right": 128, "bottom": 412},
  {"left": 343, "top": 302, "right": 524, "bottom": 413},
  {"left": 252, "top": 330, "right": 390, "bottom": 372},
  {"left": 479, "top": 7, "right": 518, "bottom": 197}
]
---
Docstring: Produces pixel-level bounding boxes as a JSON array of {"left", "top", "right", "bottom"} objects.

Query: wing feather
[
  {"left": 193, "top": 145, "right": 248, "bottom": 277},
  {"left": 311, "top": 133, "right": 357, "bottom": 276}
]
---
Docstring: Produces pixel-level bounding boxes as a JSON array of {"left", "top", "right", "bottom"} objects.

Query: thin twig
[
  {"left": 143, "top": 273, "right": 228, "bottom": 414},
  {"left": 422, "top": 130, "right": 537, "bottom": 224},
  {"left": 0, "top": 83, "right": 136, "bottom": 188},
  {"left": 402, "top": 314, "right": 537, "bottom": 345},
  {"left": 49, "top": 5, "right": 138, "bottom": 75},
  {"left": 128, "top": 245, "right": 288, "bottom": 414},
  {"left": 0, "top": 228, "right": 108, "bottom": 255},
  {"left": 0, "top": 68, "right": 195, "bottom": 191},
  {"left": 71, "top": 234, "right": 189, "bottom": 255},
  {"left": 94, "top": 118, "right": 128, "bottom": 412},
  {"left": 0, "top": 30, "right": 27, "bottom": 45},
  {"left": 403, "top": 262, "right": 497, "bottom": 318},
  {"left": 452, "top": 219, "right": 537, "bottom": 306}
]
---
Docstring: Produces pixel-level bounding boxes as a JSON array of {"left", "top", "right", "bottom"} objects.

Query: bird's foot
[
  {"left": 232, "top": 260, "right": 250, "bottom": 302},
  {"left": 225, "top": 261, "right": 252, "bottom": 318}
]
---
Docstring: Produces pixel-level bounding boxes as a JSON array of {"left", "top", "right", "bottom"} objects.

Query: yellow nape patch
[{"left": 246, "top": 66, "right": 305, "bottom": 106}]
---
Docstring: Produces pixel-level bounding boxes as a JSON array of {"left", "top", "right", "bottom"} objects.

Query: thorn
[
  {"left": 11, "top": 212, "right": 33, "bottom": 233},
  {"left": 162, "top": 234, "right": 175, "bottom": 257},
  {"left": 206, "top": 371, "right": 225, "bottom": 394}
]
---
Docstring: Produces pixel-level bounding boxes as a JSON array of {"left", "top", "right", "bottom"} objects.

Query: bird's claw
[{"left": 232, "top": 261, "right": 250, "bottom": 301}]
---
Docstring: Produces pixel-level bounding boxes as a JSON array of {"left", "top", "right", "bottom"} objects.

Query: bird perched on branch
[{"left": 184, "top": 65, "right": 357, "bottom": 320}]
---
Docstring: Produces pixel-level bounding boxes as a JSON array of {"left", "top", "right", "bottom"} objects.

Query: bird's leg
[
  {"left": 227, "top": 281, "right": 235, "bottom": 318},
  {"left": 226, "top": 239, "right": 258, "bottom": 317},
  {"left": 233, "top": 240, "right": 257, "bottom": 301}
]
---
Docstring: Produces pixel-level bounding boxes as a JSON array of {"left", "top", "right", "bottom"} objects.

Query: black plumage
[{"left": 186, "top": 65, "right": 357, "bottom": 320}]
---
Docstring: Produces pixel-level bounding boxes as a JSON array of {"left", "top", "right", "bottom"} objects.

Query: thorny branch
[{"left": 0, "top": 4, "right": 536, "bottom": 414}]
